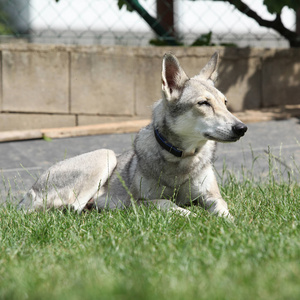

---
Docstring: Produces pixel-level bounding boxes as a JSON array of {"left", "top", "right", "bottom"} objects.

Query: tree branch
[
  {"left": 225, "top": 0, "right": 298, "bottom": 45},
  {"left": 123, "top": 0, "right": 180, "bottom": 45}
]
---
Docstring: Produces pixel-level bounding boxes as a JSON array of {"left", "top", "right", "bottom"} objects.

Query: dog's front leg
[
  {"left": 191, "top": 167, "right": 233, "bottom": 220},
  {"left": 201, "top": 191, "right": 234, "bottom": 220},
  {"left": 201, "top": 196, "right": 233, "bottom": 220}
]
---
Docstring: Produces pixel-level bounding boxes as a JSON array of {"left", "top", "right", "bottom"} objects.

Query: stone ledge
[
  {"left": 0, "top": 113, "right": 76, "bottom": 131},
  {"left": 235, "top": 105, "right": 300, "bottom": 123}
]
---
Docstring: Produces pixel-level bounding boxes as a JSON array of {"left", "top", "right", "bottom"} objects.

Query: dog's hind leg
[{"left": 18, "top": 149, "right": 117, "bottom": 212}]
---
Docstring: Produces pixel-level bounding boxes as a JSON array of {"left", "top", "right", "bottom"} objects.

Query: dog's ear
[
  {"left": 162, "top": 53, "right": 189, "bottom": 101},
  {"left": 194, "top": 52, "right": 219, "bottom": 85}
]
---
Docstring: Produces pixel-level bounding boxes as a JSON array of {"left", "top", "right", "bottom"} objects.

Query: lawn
[{"left": 0, "top": 161, "right": 299, "bottom": 300}]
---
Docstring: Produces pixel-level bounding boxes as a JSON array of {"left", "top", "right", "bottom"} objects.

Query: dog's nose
[{"left": 232, "top": 123, "right": 248, "bottom": 137}]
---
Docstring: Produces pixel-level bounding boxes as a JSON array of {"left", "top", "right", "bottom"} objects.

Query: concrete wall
[{"left": 0, "top": 44, "right": 299, "bottom": 131}]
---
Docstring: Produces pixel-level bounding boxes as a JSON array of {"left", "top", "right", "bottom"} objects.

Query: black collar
[{"left": 154, "top": 128, "right": 183, "bottom": 157}]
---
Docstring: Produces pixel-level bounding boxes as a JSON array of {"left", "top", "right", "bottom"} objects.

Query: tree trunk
[
  {"left": 289, "top": 9, "right": 300, "bottom": 47},
  {"left": 296, "top": 9, "right": 300, "bottom": 35},
  {"left": 156, "top": 0, "right": 175, "bottom": 37},
  {"left": 124, "top": 0, "right": 179, "bottom": 45}
]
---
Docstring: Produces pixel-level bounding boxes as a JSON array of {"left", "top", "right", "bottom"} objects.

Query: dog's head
[{"left": 160, "top": 52, "right": 247, "bottom": 146}]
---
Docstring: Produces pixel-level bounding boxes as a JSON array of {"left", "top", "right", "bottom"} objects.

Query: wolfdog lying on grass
[{"left": 19, "top": 52, "right": 247, "bottom": 219}]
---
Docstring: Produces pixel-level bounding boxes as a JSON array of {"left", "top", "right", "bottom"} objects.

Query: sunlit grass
[{"left": 0, "top": 153, "right": 299, "bottom": 300}]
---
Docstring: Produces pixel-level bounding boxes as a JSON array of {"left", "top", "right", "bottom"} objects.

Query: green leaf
[
  {"left": 191, "top": 31, "right": 214, "bottom": 46},
  {"left": 263, "top": 0, "right": 300, "bottom": 13},
  {"left": 117, "top": 0, "right": 134, "bottom": 12},
  {"left": 42, "top": 135, "right": 52, "bottom": 142}
]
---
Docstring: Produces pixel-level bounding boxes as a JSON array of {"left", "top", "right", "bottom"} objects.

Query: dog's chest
[{"left": 131, "top": 156, "right": 205, "bottom": 201}]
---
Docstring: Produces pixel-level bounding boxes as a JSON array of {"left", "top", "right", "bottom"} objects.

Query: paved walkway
[{"left": 1, "top": 118, "right": 300, "bottom": 203}]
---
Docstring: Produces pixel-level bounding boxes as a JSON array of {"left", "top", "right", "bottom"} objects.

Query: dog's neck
[
  {"left": 152, "top": 100, "right": 208, "bottom": 158},
  {"left": 154, "top": 128, "right": 197, "bottom": 158}
]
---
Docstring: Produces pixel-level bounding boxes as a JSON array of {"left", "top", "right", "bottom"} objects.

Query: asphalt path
[{"left": 1, "top": 118, "right": 300, "bottom": 204}]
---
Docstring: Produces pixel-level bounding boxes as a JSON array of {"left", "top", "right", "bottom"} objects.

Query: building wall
[{"left": 0, "top": 44, "right": 299, "bottom": 131}]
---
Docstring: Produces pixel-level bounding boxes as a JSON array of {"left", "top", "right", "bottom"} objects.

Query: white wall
[
  {"left": 29, "top": 0, "right": 295, "bottom": 33},
  {"left": 30, "top": 0, "right": 156, "bottom": 32},
  {"left": 3, "top": 0, "right": 296, "bottom": 46},
  {"left": 177, "top": 0, "right": 294, "bottom": 34}
]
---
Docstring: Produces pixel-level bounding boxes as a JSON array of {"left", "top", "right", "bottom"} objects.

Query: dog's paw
[
  {"left": 219, "top": 210, "right": 234, "bottom": 222},
  {"left": 212, "top": 208, "right": 234, "bottom": 222},
  {"left": 225, "top": 213, "right": 234, "bottom": 222},
  {"left": 172, "top": 206, "right": 196, "bottom": 217}
]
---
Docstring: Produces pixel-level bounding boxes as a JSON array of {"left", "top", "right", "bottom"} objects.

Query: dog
[{"left": 18, "top": 52, "right": 247, "bottom": 219}]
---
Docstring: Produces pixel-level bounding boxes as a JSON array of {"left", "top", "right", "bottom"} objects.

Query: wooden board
[
  {"left": 0, "top": 119, "right": 150, "bottom": 142},
  {"left": 41, "top": 119, "right": 151, "bottom": 139}
]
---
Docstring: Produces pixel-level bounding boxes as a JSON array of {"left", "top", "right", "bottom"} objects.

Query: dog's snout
[{"left": 232, "top": 123, "right": 248, "bottom": 137}]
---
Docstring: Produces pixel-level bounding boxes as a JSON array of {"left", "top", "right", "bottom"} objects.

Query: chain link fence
[{"left": 0, "top": 0, "right": 296, "bottom": 48}]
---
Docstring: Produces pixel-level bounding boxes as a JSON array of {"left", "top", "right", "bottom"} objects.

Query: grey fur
[{"left": 19, "top": 52, "right": 247, "bottom": 219}]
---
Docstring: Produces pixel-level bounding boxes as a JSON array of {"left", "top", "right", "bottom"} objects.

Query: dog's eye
[
  {"left": 224, "top": 99, "right": 228, "bottom": 106},
  {"left": 197, "top": 100, "right": 210, "bottom": 106}
]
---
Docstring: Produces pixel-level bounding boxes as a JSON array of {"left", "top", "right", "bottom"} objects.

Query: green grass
[{"left": 0, "top": 164, "right": 299, "bottom": 299}]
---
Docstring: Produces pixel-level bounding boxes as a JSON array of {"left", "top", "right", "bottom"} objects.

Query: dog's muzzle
[
  {"left": 203, "top": 122, "right": 248, "bottom": 143},
  {"left": 232, "top": 122, "right": 248, "bottom": 137}
]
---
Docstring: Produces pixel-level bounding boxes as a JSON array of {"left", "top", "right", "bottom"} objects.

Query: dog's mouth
[{"left": 204, "top": 133, "right": 242, "bottom": 143}]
